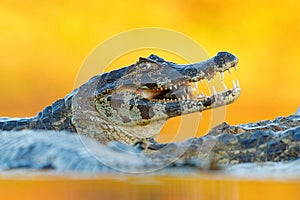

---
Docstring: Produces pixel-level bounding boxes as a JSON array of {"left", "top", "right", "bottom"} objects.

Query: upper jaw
[
  {"left": 182, "top": 51, "right": 239, "bottom": 82},
  {"left": 137, "top": 52, "right": 240, "bottom": 103}
]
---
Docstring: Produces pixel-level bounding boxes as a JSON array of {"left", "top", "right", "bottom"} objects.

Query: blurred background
[{"left": 0, "top": 0, "right": 299, "bottom": 138}]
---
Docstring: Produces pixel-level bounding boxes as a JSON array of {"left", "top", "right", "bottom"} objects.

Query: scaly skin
[
  {"left": 0, "top": 96, "right": 76, "bottom": 132},
  {"left": 0, "top": 52, "right": 240, "bottom": 146},
  {"left": 150, "top": 115, "right": 300, "bottom": 165},
  {"left": 0, "top": 114, "right": 298, "bottom": 172},
  {"left": 1, "top": 51, "right": 299, "bottom": 169}
]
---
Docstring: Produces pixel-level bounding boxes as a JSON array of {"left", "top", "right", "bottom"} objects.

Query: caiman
[
  {"left": 0, "top": 52, "right": 240, "bottom": 146},
  {"left": 0, "top": 52, "right": 299, "bottom": 169}
]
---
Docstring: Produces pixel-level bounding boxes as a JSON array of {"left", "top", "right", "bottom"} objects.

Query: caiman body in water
[
  {"left": 0, "top": 52, "right": 299, "bottom": 171},
  {"left": 0, "top": 113, "right": 299, "bottom": 172}
]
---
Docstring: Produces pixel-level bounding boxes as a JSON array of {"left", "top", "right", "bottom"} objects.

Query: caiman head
[{"left": 72, "top": 52, "right": 240, "bottom": 144}]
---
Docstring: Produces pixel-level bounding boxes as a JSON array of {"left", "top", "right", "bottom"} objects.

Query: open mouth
[{"left": 136, "top": 63, "right": 240, "bottom": 102}]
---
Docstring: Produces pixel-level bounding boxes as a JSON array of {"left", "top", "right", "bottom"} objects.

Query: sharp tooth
[
  {"left": 228, "top": 69, "right": 232, "bottom": 75},
  {"left": 197, "top": 91, "right": 205, "bottom": 98},
  {"left": 169, "top": 86, "right": 172, "bottom": 90},
  {"left": 182, "top": 96, "right": 186, "bottom": 100},
  {"left": 223, "top": 83, "right": 228, "bottom": 91},
  {"left": 186, "top": 95, "right": 190, "bottom": 100},
  {"left": 187, "top": 85, "right": 192, "bottom": 93},
  {"left": 212, "top": 86, "right": 217, "bottom": 95},
  {"left": 191, "top": 85, "right": 196, "bottom": 92},
  {"left": 174, "top": 85, "right": 177, "bottom": 89},
  {"left": 236, "top": 79, "right": 240, "bottom": 88},
  {"left": 221, "top": 72, "right": 224, "bottom": 79},
  {"left": 234, "top": 65, "right": 238, "bottom": 71},
  {"left": 232, "top": 80, "right": 237, "bottom": 89}
]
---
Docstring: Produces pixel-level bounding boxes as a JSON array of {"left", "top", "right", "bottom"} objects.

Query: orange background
[
  {"left": 1, "top": 1, "right": 300, "bottom": 199},
  {"left": 1, "top": 0, "right": 300, "bottom": 131}
]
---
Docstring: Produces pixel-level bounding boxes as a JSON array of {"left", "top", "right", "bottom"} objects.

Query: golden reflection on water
[{"left": 0, "top": 172, "right": 299, "bottom": 200}]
